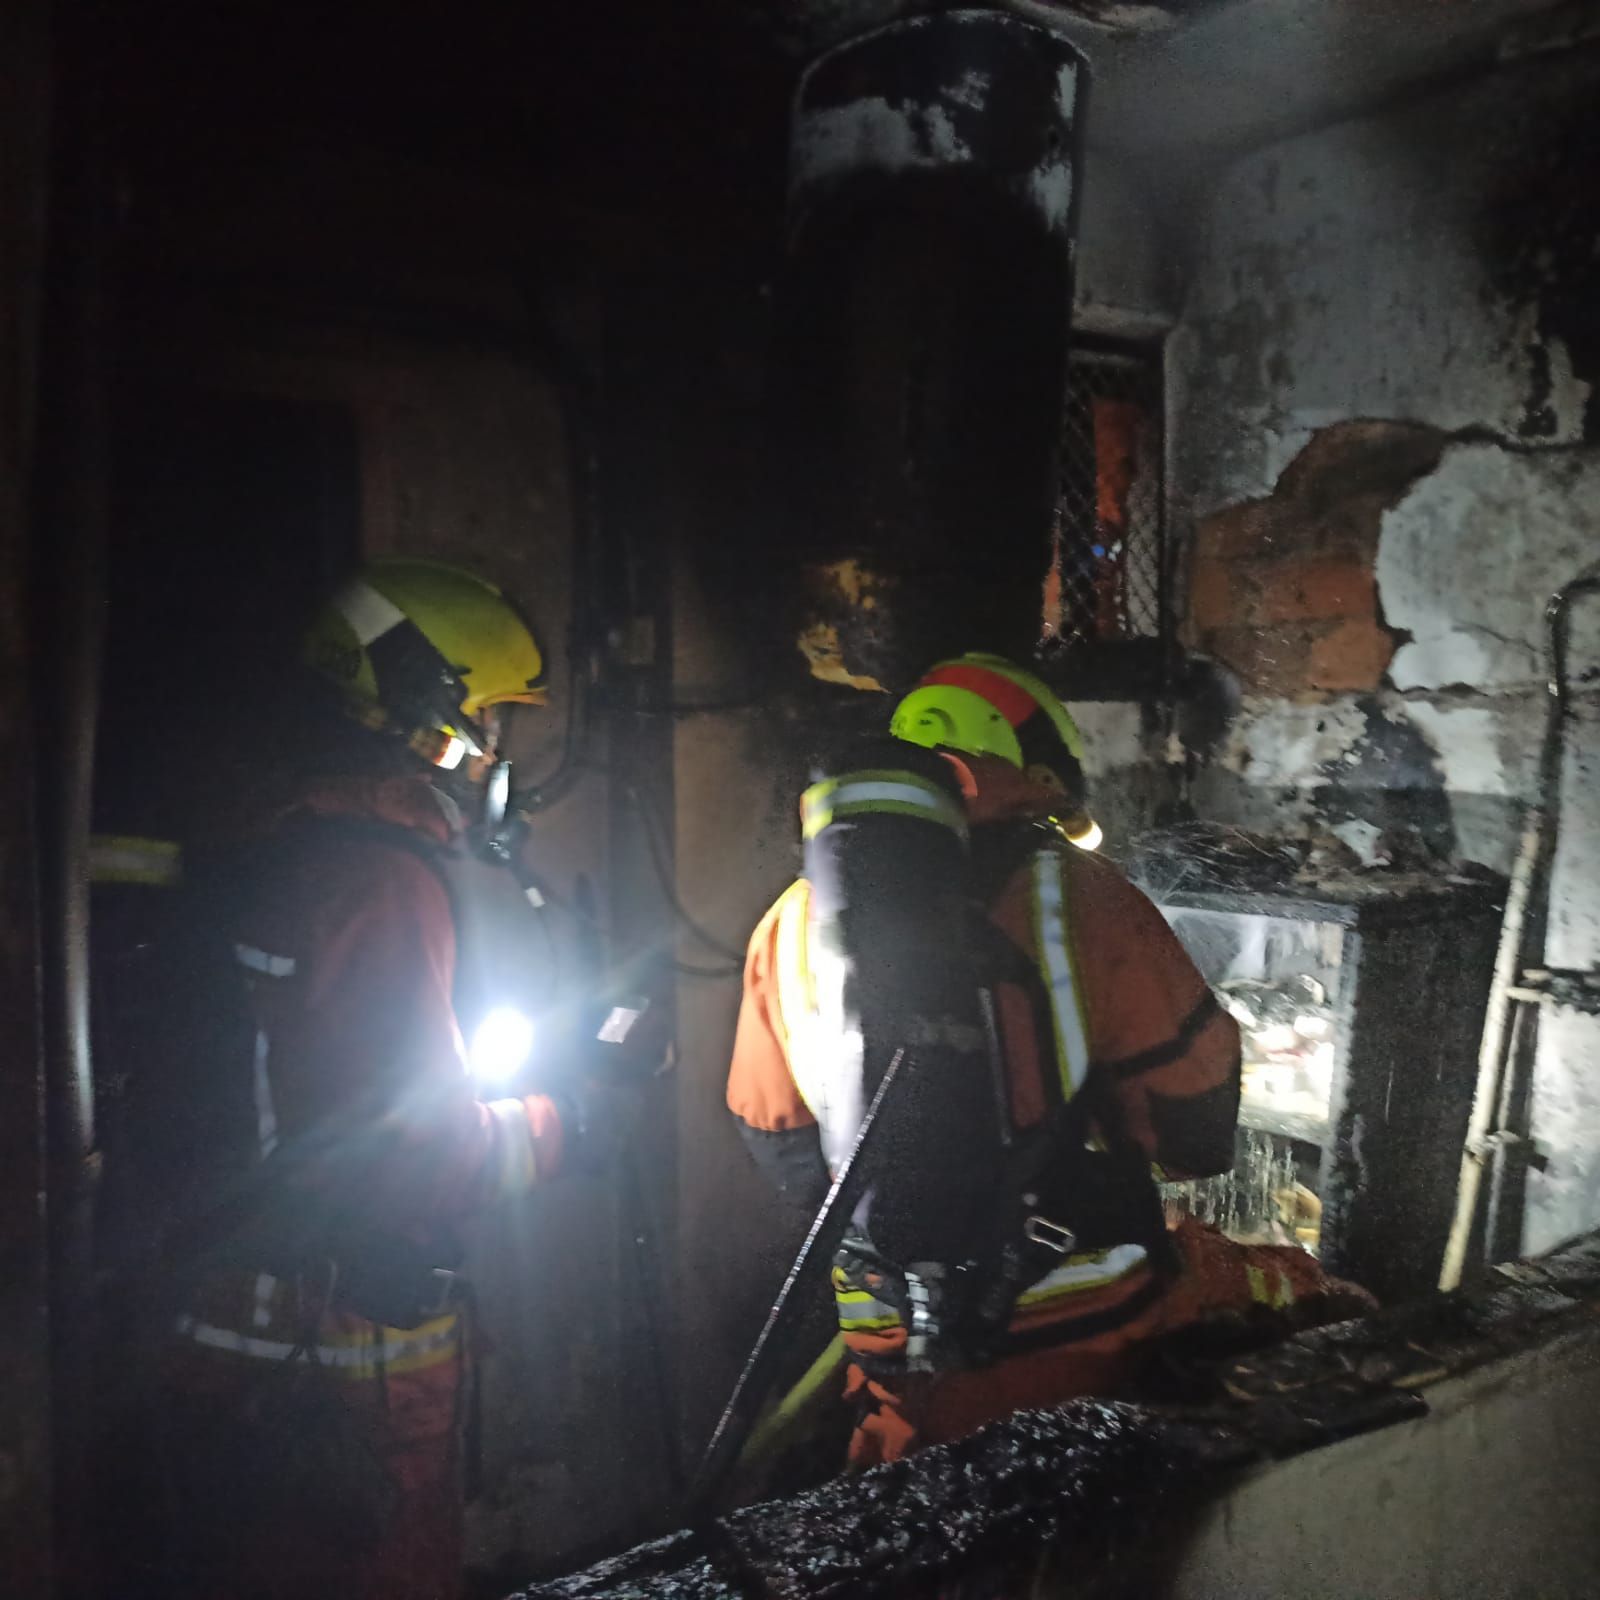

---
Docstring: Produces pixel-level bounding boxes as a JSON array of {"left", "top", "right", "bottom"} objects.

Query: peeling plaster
[
  {"left": 1192, "top": 691, "right": 1551, "bottom": 870},
  {"left": 793, "top": 95, "right": 972, "bottom": 184},
  {"left": 1068, "top": 700, "right": 1148, "bottom": 776},
  {"left": 1213, "top": 698, "right": 1370, "bottom": 788},
  {"left": 1379, "top": 444, "right": 1600, "bottom": 693},
  {"left": 1028, "top": 162, "right": 1075, "bottom": 233},
  {"left": 1402, "top": 701, "right": 1529, "bottom": 802},
  {"left": 792, "top": 81, "right": 1078, "bottom": 235},
  {"left": 1053, "top": 59, "right": 1079, "bottom": 121},
  {"left": 946, "top": 68, "right": 991, "bottom": 111},
  {"left": 790, "top": 15, "right": 1082, "bottom": 241}
]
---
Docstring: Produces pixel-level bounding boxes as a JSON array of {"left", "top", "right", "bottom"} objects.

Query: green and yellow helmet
[
  {"left": 890, "top": 652, "right": 1099, "bottom": 847},
  {"left": 304, "top": 558, "right": 545, "bottom": 768}
]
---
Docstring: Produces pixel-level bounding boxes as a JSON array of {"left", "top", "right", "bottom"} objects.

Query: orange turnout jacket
[{"left": 728, "top": 754, "right": 1357, "bottom": 1466}]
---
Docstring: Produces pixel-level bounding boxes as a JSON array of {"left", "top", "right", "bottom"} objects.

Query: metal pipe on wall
[
  {"left": 31, "top": 5, "right": 112, "bottom": 1587},
  {"left": 1441, "top": 555, "right": 1600, "bottom": 1288},
  {"left": 0, "top": 1, "right": 59, "bottom": 1593}
]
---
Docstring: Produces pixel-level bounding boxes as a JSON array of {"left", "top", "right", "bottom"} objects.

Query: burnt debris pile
[
  {"left": 513, "top": 1228, "right": 1600, "bottom": 1599},
  {"left": 514, "top": 1401, "right": 1246, "bottom": 1600}
]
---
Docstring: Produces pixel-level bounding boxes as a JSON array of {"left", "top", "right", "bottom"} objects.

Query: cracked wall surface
[{"left": 1171, "top": 45, "right": 1600, "bottom": 1256}]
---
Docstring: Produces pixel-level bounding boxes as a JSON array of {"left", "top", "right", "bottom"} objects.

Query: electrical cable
[
  {"left": 624, "top": 781, "right": 746, "bottom": 967},
  {"left": 514, "top": 651, "right": 589, "bottom": 813}
]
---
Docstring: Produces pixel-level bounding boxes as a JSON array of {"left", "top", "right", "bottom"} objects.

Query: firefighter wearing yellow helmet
[
  {"left": 303, "top": 557, "right": 547, "bottom": 771},
  {"left": 151, "top": 557, "right": 584, "bottom": 1600}
]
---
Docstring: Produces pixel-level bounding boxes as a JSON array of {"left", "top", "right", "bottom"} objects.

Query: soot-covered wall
[{"left": 1168, "top": 44, "right": 1600, "bottom": 1256}]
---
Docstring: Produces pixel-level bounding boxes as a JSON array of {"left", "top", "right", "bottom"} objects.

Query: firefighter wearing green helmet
[
  {"left": 888, "top": 651, "right": 1101, "bottom": 848},
  {"left": 727, "top": 652, "right": 1373, "bottom": 1474}
]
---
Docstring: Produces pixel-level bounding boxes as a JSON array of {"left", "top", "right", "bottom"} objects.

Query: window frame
[{"left": 1038, "top": 331, "right": 1174, "bottom": 701}]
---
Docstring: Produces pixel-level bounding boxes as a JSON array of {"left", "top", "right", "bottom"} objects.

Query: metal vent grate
[{"left": 1043, "top": 345, "right": 1165, "bottom": 651}]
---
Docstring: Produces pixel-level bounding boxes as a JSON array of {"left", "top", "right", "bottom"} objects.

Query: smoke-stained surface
[{"left": 1169, "top": 31, "right": 1600, "bottom": 1261}]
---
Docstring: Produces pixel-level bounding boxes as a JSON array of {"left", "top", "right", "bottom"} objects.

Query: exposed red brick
[
  {"left": 1194, "top": 499, "right": 1279, "bottom": 563},
  {"left": 1255, "top": 558, "right": 1376, "bottom": 624},
  {"left": 1307, "top": 618, "right": 1395, "bottom": 693},
  {"left": 1187, "top": 558, "right": 1236, "bottom": 634},
  {"left": 1183, "top": 422, "right": 1444, "bottom": 700}
]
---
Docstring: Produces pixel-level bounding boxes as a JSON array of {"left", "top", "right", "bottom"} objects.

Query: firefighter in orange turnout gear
[
  {"left": 727, "top": 654, "right": 1373, "bottom": 1468},
  {"left": 144, "top": 561, "right": 580, "bottom": 1600}
]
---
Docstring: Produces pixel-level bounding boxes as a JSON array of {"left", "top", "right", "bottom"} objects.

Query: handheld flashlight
[{"left": 468, "top": 1006, "right": 535, "bottom": 1086}]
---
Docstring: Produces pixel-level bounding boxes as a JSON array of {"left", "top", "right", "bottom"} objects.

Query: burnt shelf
[
  {"left": 1160, "top": 873, "right": 1506, "bottom": 930},
  {"left": 1238, "top": 1104, "right": 1331, "bottom": 1146}
]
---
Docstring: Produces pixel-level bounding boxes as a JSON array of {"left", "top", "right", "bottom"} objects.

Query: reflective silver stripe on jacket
[
  {"left": 801, "top": 770, "right": 968, "bottom": 841},
  {"left": 834, "top": 1286, "right": 902, "bottom": 1331},
  {"left": 1030, "top": 850, "right": 1092, "bottom": 1100},
  {"left": 235, "top": 943, "right": 296, "bottom": 979},
  {"left": 233, "top": 944, "right": 295, "bottom": 1158},
  {"left": 483, "top": 1096, "right": 540, "bottom": 1195}
]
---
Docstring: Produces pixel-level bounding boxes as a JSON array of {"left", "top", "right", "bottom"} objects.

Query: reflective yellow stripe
[
  {"left": 832, "top": 1266, "right": 902, "bottom": 1331},
  {"left": 801, "top": 770, "right": 968, "bottom": 841},
  {"left": 1014, "top": 1243, "right": 1150, "bottom": 1307},
  {"left": 89, "top": 834, "right": 182, "bottom": 887},
  {"left": 772, "top": 880, "right": 817, "bottom": 1023},
  {"left": 831, "top": 1241, "right": 1151, "bottom": 1333},
  {"left": 1031, "top": 850, "right": 1092, "bottom": 1100},
  {"left": 772, "top": 883, "right": 866, "bottom": 1172},
  {"left": 1246, "top": 1263, "right": 1296, "bottom": 1309},
  {"left": 834, "top": 1288, "right": 902, "bottom": 1331},
  {"left": 173, "top": 1310, "right": 460, "bottom": 1379}
]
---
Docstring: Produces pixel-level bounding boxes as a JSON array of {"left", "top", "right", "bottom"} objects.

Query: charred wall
[{"left": 1168, "top": 39, "right": 1600, "bottom": 1257}]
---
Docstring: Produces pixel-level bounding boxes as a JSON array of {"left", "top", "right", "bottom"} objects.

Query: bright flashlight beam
[{"left": 469, "top": 1006, "right": 535, "bottom": 1085}]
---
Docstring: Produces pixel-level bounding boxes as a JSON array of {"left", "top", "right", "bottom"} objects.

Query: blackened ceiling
[{"left": 97, "top": 0, "right": 1600, "bottom": 306}]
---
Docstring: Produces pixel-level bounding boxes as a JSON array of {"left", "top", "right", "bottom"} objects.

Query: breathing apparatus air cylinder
[{"left": 800, "top": 739, "right": 1006, "bottom": 1368}]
